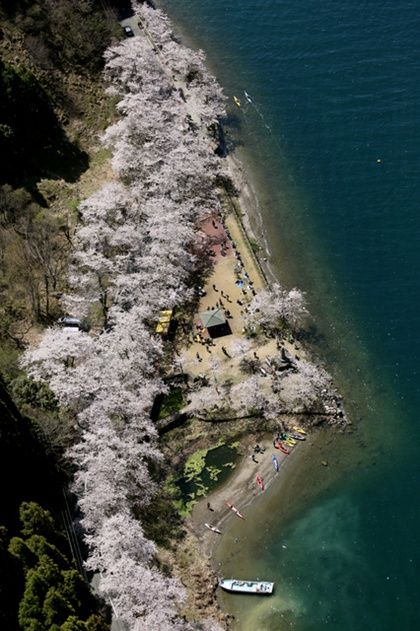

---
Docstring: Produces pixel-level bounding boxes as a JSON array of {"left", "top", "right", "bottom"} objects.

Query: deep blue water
[{"left": 160, "top": 1, "right": 419, "bottom": 628}]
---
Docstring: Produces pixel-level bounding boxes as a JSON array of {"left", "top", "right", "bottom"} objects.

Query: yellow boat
[
  {"left": 293, "top": 426, "right": 306, "bottom": 435},
  {"left": 233, "top": 95, "right": 241, "bottom": 108},
  {"left": 285, "top": 438, "right": 296, "bottom": 446}
]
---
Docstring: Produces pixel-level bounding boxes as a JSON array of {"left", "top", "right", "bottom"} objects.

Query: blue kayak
[{"left": 272, "top": 455, "right": 279, "bottom": 472}]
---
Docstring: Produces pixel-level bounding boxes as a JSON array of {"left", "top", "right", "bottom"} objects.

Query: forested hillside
[
  {"left": 0, "top": 0, "right": 120, "bottom": 386},
  {"left": 0, "top": 2, "right": 126, "bottom": 629}
]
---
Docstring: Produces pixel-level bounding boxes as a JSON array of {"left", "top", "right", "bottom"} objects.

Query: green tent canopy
[{"left": 199, "top": 308, "right": 226, "bottom": 328}]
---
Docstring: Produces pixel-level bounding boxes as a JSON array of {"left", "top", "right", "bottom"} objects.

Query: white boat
[
  {"left": 205, "top": 523, "right": 222, "bottom": 535},
  {"left": 219, "top": 578, "right": 274, "bottom": 594}
]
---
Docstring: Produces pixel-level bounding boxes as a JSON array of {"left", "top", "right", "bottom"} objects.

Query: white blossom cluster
[
  {"left": 22, "top": 3, "right": 227, "bottom": 630},
  {"left": 245, "top": 282, "right": 308, "bottom": 333}
]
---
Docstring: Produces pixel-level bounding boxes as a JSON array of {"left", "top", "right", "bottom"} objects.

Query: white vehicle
[{"left": 58, "top": 316, "right": 89, "bottom": 332}]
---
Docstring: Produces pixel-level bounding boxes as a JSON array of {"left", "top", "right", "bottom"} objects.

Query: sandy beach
[{"left": 190, "top": 434, "right": 305, "bottom": 556}]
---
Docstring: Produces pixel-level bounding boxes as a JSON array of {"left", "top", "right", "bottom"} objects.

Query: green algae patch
[
  {"left": 184, "top": 448, "right": 209, "bottom": 482},
  {"left": 171, "top": 442, "right": 240, "bottom": 516}
]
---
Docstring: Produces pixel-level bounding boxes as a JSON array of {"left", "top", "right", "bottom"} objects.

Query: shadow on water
[{"left": 218, "top": 114, "right": 245, "bottom": 156}]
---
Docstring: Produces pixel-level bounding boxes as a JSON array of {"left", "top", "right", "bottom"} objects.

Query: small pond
[{"left": 171, "top": 442, "right": 240, "bottom": 516}]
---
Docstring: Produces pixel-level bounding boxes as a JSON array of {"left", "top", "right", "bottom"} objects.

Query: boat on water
[
  {"left": 205, "top": 523, "right": 222, "bottom": 535},
  {"left": 225, "top": 501, "right": 245, "bottom": 519},
  {"left": 219, "top": 579, "right": 274, "bottom": 595},
  {"left": 272, "top": 454, "right": 279, "bottom": 472},
  {"left": 244, "top": 90, "right": 253, "bottom": 103},
  {"left": 233, "top": 95, "right": 241, "bottom": 108}
]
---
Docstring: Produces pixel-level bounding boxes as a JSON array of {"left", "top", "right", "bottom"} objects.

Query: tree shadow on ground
[{"left": 0, "top": 61, "right": 89, "bottom": 189}]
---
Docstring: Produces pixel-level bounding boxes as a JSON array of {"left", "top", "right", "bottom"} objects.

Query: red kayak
[
  {"left": 256, "top": 473, "right": 265, "bottom": 491},
  {"left": 274, "top": 441, "right": 290, "bottom": 455}
]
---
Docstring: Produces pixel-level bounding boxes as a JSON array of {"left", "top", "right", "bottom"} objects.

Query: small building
[{"left": 199, "top": 308, "right": 231, "bottom": 339}]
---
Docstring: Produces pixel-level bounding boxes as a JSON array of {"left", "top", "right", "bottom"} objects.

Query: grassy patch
[
  {"left": 249, "top": 237, "right": 261, "bottom": 253},
  {"left": 158, "top": 387, "right": 184, "bottom": 419}
]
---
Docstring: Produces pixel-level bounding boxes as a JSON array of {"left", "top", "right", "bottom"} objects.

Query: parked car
[
  {"left": 122, "top": 25, "right": 134, "bottom": 37},
  {"left": 58, "top": 316, "right": 89, "bottom": 332}
]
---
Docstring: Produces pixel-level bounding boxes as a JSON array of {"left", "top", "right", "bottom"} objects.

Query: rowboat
[
  {"left": 233, "top": 95, "right": 241, "bottom": 108},
  {"left": 205, "top": 523, "right": 221, "bottom": 535},
  {"left": 256, "top": 473, "right": 264, "bottom": 491},
  {"left": 272, "top": 454, "right": 279, "bottom": 472},
  {"left": 219, "top": 578, "right": 274, "bottom": 595},
  {"left": 225, "top": 501, "right": 245, "bottom": 519}
]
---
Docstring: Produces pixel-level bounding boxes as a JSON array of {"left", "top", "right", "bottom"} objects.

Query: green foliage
[
  {"left": 26, "top": 535, "right": 68, "bottom": 568},
  {"left": 138, "top": 489, "right": 184, "bottom": 548},
  {"left": 3, "top": 502, "right": 109, "bottom": 630},
  {"left": 61, "top": 616, "right": 88, "bottom": 631},
  {"left": 158, "top": 387, "right": 185, "bottom": 419},
  {"left": 20, "top": 502, "right": 58, "bottom": 539},
  {"left": 43, "top": 586, "right": 75, "bottom": 627},
  {"left": 15, "top": 538, "right": 108, "bottom": 630},
  {"left": 8, "top": 536, "right": 37, "bottom": 571},
  {"left": 85, "top": 614, "right": 110, "bottom": 631},
  {"left": 22, "top": 619, "right": 45, "bottom": 631},
  {"left": 61, "top": 569, "right": 91, "bottom": 613},
  {"left": 18, "top": 564, "right": 50, "bottom": 628},
  {"left": 11, "top": 375, "right": 58, "bottom": 410},
  {"left": 0, "top": 526, "right": 22, "bottom": 628},
  {"left": 2, "top": 1, "right": 114, "bottom": 72},
  {"left": 0, "top": 184, "right": 72, "bottom": 329},
  {"left": 249, "top": 237, "right": 261, "bottom": 253},
  {"left": 0, "top": 341, "right": 21, "bottom": 382}
]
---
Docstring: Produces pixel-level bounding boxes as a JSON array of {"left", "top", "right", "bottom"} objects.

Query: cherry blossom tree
[
  {"left": 246, "top": 283, "right": 308, "bottom": 334},
  {"left": 22, "top": 3, "right": 229, "bottom": 629},
  {"left": 278, "top": 359, "right": 332, "bottom": 412}
]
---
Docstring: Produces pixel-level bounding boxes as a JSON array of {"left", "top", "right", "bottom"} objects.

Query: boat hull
[{"left": 219, "top": 579, "right": 274, "bottom": 595}]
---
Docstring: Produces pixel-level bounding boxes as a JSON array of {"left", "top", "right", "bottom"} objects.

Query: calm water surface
[{"left": 160, "top": 1, "right": 419, "bottom": 629}]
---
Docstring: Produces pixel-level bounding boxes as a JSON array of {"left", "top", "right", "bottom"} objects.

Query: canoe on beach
[
  {"left": 256, "top": 473, "right": 265, "bottom": 491},
  {"left": 219, "top": 578, "right": 274, "bottom": 595},
  {"left": 274, "top": 441, "right": 290, "bottom": 455},
  {"left": 225, "top": 501, "right": 245, "bottom": 519},
  {"left": 205, "top": 523, "right": 222, "bottom": 535},
  {"left": 290, "top": 432, "right": 306, "bottom": 441},
  {"left": 272, "top": 454, "right": 279, "bottom": 472}
]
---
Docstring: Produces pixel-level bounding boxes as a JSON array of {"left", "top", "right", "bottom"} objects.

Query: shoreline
[
  {"left": 144, "top": 4, "right": 349, "bottom": 627},
  {"left": 189, "top": 433, "right": 308, "bottom": 558}
]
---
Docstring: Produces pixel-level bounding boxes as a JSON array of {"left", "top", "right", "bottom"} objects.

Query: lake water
[{"left": 159, "top": 1, "right": 420, "bottom": 629}]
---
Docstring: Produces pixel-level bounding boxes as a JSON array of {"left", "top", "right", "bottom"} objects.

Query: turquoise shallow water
[{"left": 160, "top": 1, "right": 419, "bottom": 628}]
